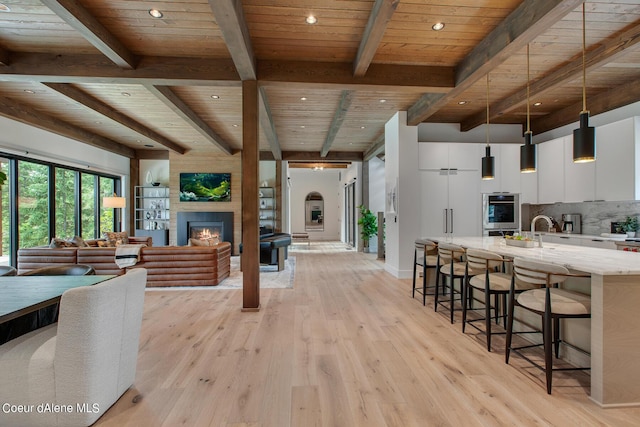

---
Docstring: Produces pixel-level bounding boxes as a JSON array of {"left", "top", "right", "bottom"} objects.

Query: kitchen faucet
[{"left": 531, "top": 215, "right": 554, "bottom": 247}]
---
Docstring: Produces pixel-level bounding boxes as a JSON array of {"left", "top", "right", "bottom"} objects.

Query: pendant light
[
  {"left": 521, "top": 44, "right": 536, "bottom": 173},
  {"left": 573, "top": 3, "right": 596, "bottom": 163},
  {"left": 482, "top": 74, "right": 495, "bottom": 180}
]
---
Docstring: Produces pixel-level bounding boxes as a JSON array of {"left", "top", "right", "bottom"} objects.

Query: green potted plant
[
  {"left": 357, "top": 204, "right": 377, "bottom": 253},
  {"left": 0, "top": 171, "right": 6, "bottom": 189},
  {"left": 623, "top": 216, "right": 639, "bottom": 237}
]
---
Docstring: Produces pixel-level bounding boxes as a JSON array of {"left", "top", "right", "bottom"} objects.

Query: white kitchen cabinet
[
  {"left": 418, "top": 142, "right": 481, "bottom": 170},
  {"left": 537, "top": 136, "right": 565, "bottom": 204},
  {"left": 564, "top": 136, "right": 595, "bottom": 202},
  {"left": 420, "top": 169, "right": 481, "bottom": 237},
  {"left": 595, "top": 117, "right": 639, "bottom": 201},
  {"left": 480, "top": 144, "right": 522, "bottom": 194}
]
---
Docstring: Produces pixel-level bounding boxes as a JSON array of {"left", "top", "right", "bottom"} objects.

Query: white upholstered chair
[{"left": 0, "top": 268, "right": 147, "bottom": 427}]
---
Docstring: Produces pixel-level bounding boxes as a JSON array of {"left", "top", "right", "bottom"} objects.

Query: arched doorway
[{"left": 305, "top": 192, "right": 324, "bottom": 232}]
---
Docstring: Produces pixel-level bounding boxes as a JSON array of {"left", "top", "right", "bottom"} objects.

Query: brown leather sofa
[{"left": 17, "top": 240, "right": 231, "bottom": 287}]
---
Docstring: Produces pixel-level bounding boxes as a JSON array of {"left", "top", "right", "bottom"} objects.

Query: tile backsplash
[{"left": 522, "top": 200, "right": 640, "bottom": 235}]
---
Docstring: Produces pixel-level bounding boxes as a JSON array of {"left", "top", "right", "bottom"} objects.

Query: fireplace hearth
[{"left": 177, "top": 212, "right": 233, "bottom": 249}]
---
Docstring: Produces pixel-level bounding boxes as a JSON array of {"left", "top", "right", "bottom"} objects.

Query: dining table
[
  {"left": 425, "top": 235, "right": 640, "bottom": 407},
  {"left": 0, "top": 275, "right": 115, "bottom": 325}
]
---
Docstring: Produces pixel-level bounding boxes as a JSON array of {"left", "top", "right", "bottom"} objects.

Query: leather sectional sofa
[{"left": 17, "top": 239, "right": 231, "bottom": 287}]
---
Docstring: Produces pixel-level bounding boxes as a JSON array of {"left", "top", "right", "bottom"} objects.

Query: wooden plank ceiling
[{"left": 0, "top": 0, "right": 639, "bottom": 163}]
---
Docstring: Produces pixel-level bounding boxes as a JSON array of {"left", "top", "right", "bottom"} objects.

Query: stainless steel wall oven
[{"left": 482, "top": 193, "right": 520, "bottom": 233}]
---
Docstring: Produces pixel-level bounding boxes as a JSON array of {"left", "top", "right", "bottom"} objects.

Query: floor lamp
[{"left": 103, "top": 194, "right": 126, "bottom": 232}]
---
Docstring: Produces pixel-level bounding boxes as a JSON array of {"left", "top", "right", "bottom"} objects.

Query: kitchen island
[{"left": 426, "top": 236, "right": 640, "bottom": 407}]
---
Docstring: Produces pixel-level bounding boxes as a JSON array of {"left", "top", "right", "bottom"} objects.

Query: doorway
[
  {"left": 304, "top": 192, "right": 324, "bottom": 232},
  {"left": 345, "top": 182, "right": 356, "bottom": 248}
]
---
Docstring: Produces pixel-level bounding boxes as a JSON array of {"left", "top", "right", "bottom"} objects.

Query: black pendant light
[
  {"left": 521, "top": 44, "right": 536, "bottom": 173},
  {"left": 482, "top": 74, "right": 495, "bottom": 180},
  {"left": 573, "top": 3, "right": 596, "bottom": 163}
]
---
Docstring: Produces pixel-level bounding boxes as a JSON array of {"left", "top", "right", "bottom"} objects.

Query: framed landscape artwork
[{"left": 179, "top": 173, "right": 231, "bottom": 202}]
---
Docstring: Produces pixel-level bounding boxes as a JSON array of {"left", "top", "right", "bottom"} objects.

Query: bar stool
[
  {"left": 505, "top": 257, "right": 591, "bottom": 394},
  {"left": 462, "top": 249, "right": 536, "bottom": 352},
  {"left": 412, "top": 239, "right": 438, "bottom": 305},
  {"left": 434, "top": 242, "right": 476, "bottom": 324}
]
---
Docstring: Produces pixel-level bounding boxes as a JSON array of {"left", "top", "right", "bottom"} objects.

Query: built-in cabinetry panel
[
  {"left": 419, "top": 142, "right": 481, "bottom": 237},
  {"left": 538, "top": 136, "right": 565, "bottom": 204},
  {"left": 541, "top": 233, "right": 617, "bottom": 250}
]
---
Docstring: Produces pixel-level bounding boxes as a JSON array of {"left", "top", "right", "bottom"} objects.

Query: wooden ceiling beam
[
  {"left": 460, "top": 19, "right": 640, "bottom": 132},
  {"left": 363, "top": 133, "right": 385, "bottom": 161},
  {"left": 258, "top": 60, "right": 454, "bottom": 92},
  {"left": 1, "top": 53, "right": 451, "bottom": 92},
  {"left": 532, "top": 78, "right": 640, "bottom": 135},
  {"left": 0, "top": 96, "right": 135, "bottom": 158},
  {"left": 41, "top": 0, "right": 138, "bottom": 69},
  {"left": 407, "top": 0, "right": 584, "bottom": 126},
  {"left": 353, "top": 0, "right": 398, "bottom": 77},
  {"left": 144, "top": 85, "right": 234, "bottom": 156},
  {"left": 135, "top": 150, "right": 170, "bottom": 160},
  {"left": 258, "top": 87, "right": 281, "bottom": 160},
  {"left": 321, "top": 90, "right": 354, "bottom": 157},
  {"left": 284, "top": 151, "right": 363, "bottom": 161},
  {"left": 0, "top": 53, "right": 240, "bottom": 85},
  {"left": 208, "top": 0, "right": 256, "bottom": 80},
  {"left": 44, "top": 83, "right": 187, "bottom": 155}
]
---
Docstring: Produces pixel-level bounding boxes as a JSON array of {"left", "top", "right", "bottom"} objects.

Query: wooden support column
[{"left": 242, "top": 80, "right": 260, "bottom": 311}]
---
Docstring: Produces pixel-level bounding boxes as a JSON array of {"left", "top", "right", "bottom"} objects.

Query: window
[{"left": 0, "top": 152, "right": 121, "bottom": 266}]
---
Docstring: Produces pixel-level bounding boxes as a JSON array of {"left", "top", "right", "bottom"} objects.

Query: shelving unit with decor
[
  {"left": 259, "top": 187, "right": 276, "bottom": 232},
  {"left": 134, "top": 185, "right": 170, "bottom": 246}
]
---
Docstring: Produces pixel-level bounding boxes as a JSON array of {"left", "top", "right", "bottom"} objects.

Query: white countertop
[{"left": 426, "top": 236, "right": 640, "bottom": 276}]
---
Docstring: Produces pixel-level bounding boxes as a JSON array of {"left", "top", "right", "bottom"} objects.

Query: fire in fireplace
[{"left": 189, "top": 222, "right": 223, "bottom": 244}]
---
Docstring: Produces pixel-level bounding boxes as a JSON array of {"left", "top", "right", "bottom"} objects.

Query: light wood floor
[{"left": 96, "top": 242, "right": 640, "bottom": 427}]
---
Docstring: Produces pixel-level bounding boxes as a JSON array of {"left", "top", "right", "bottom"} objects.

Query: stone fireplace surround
[{"left": 177, "top": 212, "right": 234, "bottom": 252}]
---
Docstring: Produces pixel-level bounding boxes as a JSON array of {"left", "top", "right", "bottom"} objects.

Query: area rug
[{"left": 146, "top": 256, "right": 295, "bottom": 290}]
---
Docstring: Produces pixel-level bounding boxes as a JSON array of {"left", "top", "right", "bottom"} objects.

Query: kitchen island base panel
[{"left": 590, "top": 273, "right": 640, "bottom": 407}]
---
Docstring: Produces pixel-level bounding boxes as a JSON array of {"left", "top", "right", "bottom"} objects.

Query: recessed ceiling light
[
  {"left": 534, "top": 102, "right": 542, "bottom": 106},
  {"left": 306, "top": 15, "right": 317, "bottom": 25},
  {"left": 458, "top": 101, "right": 468, "bottom": 105},
  {"left": 23, "top": 89, "right": 35, "bottom": 94},
  {"left": 121, "top": 92, "right": 131, "bottom": 97},
  {"left": 360, "top": 126, "right": 365, "bottom": 129},
  {"left": 379, "top": 99, "right": 387, "bottom": 103},
  {"left": 232, "top": 124, "right": 239, "bottom": 127},
  {"left": 432, "top": 22, "right": 445, "bottom": 31},
  {"left": 300, "top": 125, "right": 305, "bottom": 128},
  {"left": 193, "top": 140, "right": 199, "bottom": 144},
  {"left": 300, "top": 142, "right": 305, "bottom": 145},
  {"left": 300, "top": 97, "right": 307, "bottom": 101},
  {"left": 144, "top": 144, "right": 154, "bottom": 148},
  {"left": 211, "top": 95, "right": 220, "bottom": 99},
  {"left": 148, "top": 9, "right": 163, "bottom": 19},
  {"left": 0, "top": 3, "right": 10, "bottom": 12}
]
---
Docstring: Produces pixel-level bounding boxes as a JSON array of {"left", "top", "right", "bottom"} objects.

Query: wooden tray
[{"left": 505, "top": 239, "right": 535, "bottom": 248}]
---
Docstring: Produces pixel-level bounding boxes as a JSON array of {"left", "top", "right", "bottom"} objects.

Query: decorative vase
[
  {"left": 627, "top": 231, "right": 636, "bottom": 238},
  {"left": 145, "top": 171, "right": 153, "bottom": 185}
]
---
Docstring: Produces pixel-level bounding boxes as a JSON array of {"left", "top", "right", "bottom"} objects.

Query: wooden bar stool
[
  {"left": 434, "top": 242, "right": 477, "bottom": 324},
  {"left": 505, "top": 257, "right": 591, "bottom": 394},
  {"left": 412, "top": 239, "right": 438, "bottom": 305},
  {"left": 462, "top": 249, "right": 536, "bottom": 352}
]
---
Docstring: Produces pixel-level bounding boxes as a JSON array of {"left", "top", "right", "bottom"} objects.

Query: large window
[
  {"left": 0, "top": 153, "right": 121, "bottom": 266},
  {"left": 18, "top": 161, "right": 50, "bottom": 249}
]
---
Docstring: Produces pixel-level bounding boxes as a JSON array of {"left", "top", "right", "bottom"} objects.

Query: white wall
[
  {"left": 385, "top": 112, "right": 420, "bottom": 278},
  {"left": 289, "top": 168, "right": 341, "bottom": 240},
  {"left": 368, "top": 157, "right": 385, "bottom": 253}
]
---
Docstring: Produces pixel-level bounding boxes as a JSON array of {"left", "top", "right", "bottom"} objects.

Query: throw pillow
[
  {"left": 103, "top": 231, "right": 129, "bottom": 247},
  {"left": 49, "top": 238, "right": 73, "bottom": 248},
  {"left": 188, "top": 238, "right": 208, "bottom": 247},
  {"left": 69, "top": 235, "right": 89, "bottom": 247}
]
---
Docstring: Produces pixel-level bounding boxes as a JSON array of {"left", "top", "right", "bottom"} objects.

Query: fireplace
[
  {"left": 189, "top": 222, "right": 223, "bottom": 243},
  {"left": 177, "top": 212, "right": 233, "bottom": 249}
]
